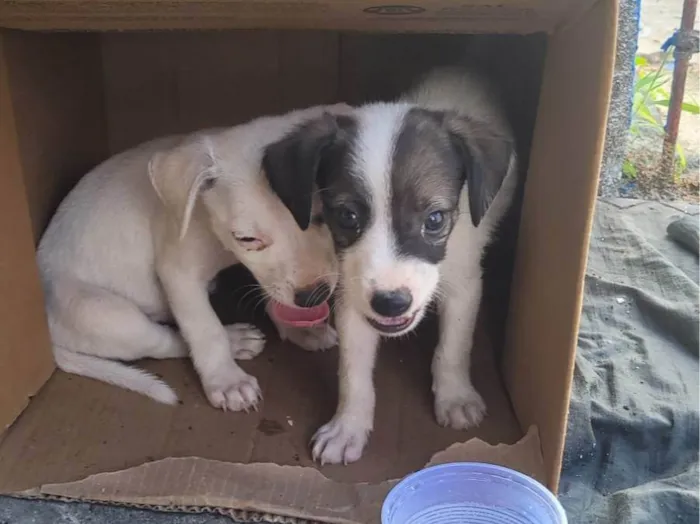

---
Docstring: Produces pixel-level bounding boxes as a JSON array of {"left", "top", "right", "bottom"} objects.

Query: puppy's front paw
[
  {"left": 434, "top": 384, "right": 486, "bottom": 430},
  {"left": 204, "top": 371, "right": 261, "bottom": 413},
  {"left": 225, "top": 323, "right": 265, "bottom": 360},
  {"left": 311, "top": 416, "right": 370, "bottom": 465},
  {"left": 285, "top": 324, "right": 338, "bottom": 352}
]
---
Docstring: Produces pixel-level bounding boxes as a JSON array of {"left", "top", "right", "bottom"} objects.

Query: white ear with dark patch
[
  {"left": 443, "top": 113, "right": 517, "bottom": 227},
  {"left": 148, "top": 136, "right": 218, "bottom": 241}
]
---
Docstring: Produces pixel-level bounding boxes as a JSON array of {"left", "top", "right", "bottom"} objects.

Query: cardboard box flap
[
  {"left": 31, "top": 427, "right": 543, "bottom": 524},
  {"left": 0, "top": 0, "right": 600, "bottom": 33},
  {"left": 0, "top": 29, "right": 55, "bottom": 434}
]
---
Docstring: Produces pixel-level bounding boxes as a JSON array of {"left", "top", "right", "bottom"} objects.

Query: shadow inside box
[{"left": 209, "top": 264, "right": 277, "bottom": 330}]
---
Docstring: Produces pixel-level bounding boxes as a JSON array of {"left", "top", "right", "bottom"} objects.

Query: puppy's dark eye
[
  {"left": 335, "top": 206, "right": 360, "bottom": 230},
  {"left": 311, "top": 213, "right": 325, "bottom": 226},
  {"left": 423, "top": 210, "right": 446, "bottom": 234}
]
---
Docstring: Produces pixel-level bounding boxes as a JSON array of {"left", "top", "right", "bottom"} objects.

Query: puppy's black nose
[
  {"left": 294, "top": 281, "right": 332, "bottom": 308},
  {"left": 370, "top": 288, "right": 413, "bottom": 317}
]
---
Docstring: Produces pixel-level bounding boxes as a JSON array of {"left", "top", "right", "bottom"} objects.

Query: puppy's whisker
[
  {"left": 308, "top": 288, "right": 323, "bottom": 308},
  {"left": 317, "top": 271, "right": 341, "bottom": 281},
  {"left": 236, "top": 285, "right": 265, "bottom": 312},
  {"left": 437, "top": 280, "right": 472, "bottom": 295},
  {"left": 308, "top": 273, "right": 338, "bottom": 307},
  {"left": 252, "top": 294, "right": 269, "bottom": 314},
  {"left": 239, "top": 285, "right": 263, "bottom": 303}
]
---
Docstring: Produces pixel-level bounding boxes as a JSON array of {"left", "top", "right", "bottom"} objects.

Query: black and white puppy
[{"left": 264, "top": 68, "right": 518, "bottom": 464}]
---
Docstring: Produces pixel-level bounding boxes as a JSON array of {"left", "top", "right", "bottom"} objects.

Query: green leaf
[
  {"left": 638, "top": 104, "right": 662, "bottom": 126},
  {"left": 682, "top": 101, "right": 700, "bottom": 114},
  {"left": 653, "top": 100, "right": 700, "bottom": 114},
  {"left": 650, "top": 77, "right": 670, "bottom": 91},
  {"left": 648, "top": 90, "right": 663, "bottom": 103},
  {"left": 635, "top": 73, "right": 656, "bottom": 91},
  {"left": 676, "top": 143, "right": 687, "bottom": 171},
  {"left": 635, "top": 55, "right": 648, "bottom": 67}
]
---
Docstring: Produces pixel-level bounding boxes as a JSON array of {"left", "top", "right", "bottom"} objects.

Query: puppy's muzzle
[
  {"left": 294, "top": 281, "right": 332, "bottom": 308},
  {"left": 269, "top": 280, "right": 332, "bottom": 328}
]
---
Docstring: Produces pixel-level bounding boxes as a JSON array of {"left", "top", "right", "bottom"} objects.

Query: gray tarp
[{"left": 560, "top": 199, "right": 699, "bottom": 523}]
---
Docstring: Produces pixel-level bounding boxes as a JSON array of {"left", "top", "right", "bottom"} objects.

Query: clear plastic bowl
[{"left": 381, "top": 462, "right": 568, "bottom": 524}]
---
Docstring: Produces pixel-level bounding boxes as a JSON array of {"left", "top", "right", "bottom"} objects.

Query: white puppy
[
  {"left": 38, "top": 104, "right": 350, "bottom": 411},
  {"left": 263, "top": 68, "right": 518, "bottom": 463}
]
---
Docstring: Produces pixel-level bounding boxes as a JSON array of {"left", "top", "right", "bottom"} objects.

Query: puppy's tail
[{"left": 53, "top": 346, "right": 179, "bottom": 405}]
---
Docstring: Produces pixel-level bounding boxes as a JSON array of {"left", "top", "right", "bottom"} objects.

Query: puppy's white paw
[
  {"left": 204, "top": 372, "right": 262, "bottom": 413},
  {"left": 434, "top": 384, "right": 487, "bottom": 430},
  {"left": 225, "top": 323, "right": 265, "bottom": 360},
  {"left": 311, "top": 416, "right": 370, "bottom": 465},
  {"left": 285, "top": 324, "right": 338, "bottom": 352}
]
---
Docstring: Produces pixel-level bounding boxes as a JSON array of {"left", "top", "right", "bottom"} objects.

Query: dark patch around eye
[
  {"left": 390, "top": 109, "right": 464, "bottom": 264},
  {"left": 314, "top": 117, "right": 373, "bottom": 252},
  {"left": 321, "top": 200, "right": 369, "bottom": 251}
]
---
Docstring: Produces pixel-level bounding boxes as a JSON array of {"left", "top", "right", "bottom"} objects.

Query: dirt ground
[{"left": 628, "top": 0, "right": 699, "bottom": 201}]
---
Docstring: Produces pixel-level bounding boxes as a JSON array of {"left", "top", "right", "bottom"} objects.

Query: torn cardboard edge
[{"left": 17, "top": 426, "right": 544, "bottom": 524}]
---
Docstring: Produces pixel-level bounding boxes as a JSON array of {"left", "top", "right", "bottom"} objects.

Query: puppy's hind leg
[
  {"left": 47, "top": 278, "right": 187, "bottom": 404},
  {"left": 51, "top": 278, "right": 187, "bottom": 361}
]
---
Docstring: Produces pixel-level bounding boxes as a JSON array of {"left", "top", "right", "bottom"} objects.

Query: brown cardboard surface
[
  {"left": 0, "top": 0, "right": 616, "bottom": 516},
  {"left": 0, "top": 34, "right": 55, "bottom": 433},
  {"left": 0, "top": 0, "right": 596, "bottom": 33},
  {"left": 3, "top": 30, "right": 108, "bottom": 240},
  {"left": 102, "top": 31, "right": 341, "bottom": 154},
  {"left": 0, "top": 315, "right": 522, "bottom": 493},
  {"left": 502, "top": 0, "right": 618, "bottom": 491},
  {"left": 28, "top": 427, "right": 543, "bottom": 524},
  {"left": 101, "top": 31, "right": 545, "bottom": 155}
]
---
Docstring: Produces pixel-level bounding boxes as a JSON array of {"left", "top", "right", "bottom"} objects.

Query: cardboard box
[{"left": 0, "top": 1, "right": 617, "bottom": 522}]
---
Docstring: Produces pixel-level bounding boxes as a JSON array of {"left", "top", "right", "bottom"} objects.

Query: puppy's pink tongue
[{"left": 270, "top": 301, "right": 329, "bottom": 327}]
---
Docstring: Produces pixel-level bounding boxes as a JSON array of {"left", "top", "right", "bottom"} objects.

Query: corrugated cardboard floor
[{"left": 0, "top": 265, "right": 521, "bottom": 492}]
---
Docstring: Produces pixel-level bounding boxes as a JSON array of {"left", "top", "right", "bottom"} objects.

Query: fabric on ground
[
  {"left": 667, "top": 216, "right": 699, "bottom": 256},
  {"left": 559, "top": 200, "right": 699, "bottom": 523}
]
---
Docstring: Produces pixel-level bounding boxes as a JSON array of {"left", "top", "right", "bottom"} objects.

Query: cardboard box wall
[{"left": 0, "top": 1, "right": 617, "bottom": 522}]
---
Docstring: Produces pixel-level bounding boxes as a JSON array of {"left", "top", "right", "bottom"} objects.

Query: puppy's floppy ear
[
  {"left": 148, "top": 136, "right": 218, "bottom": 241},
  {"left": 262, "top": 112, "right": 347, "bottom": 230},
  {"left": 441, "top": 112, "right": 517, "bottom": 227}
]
